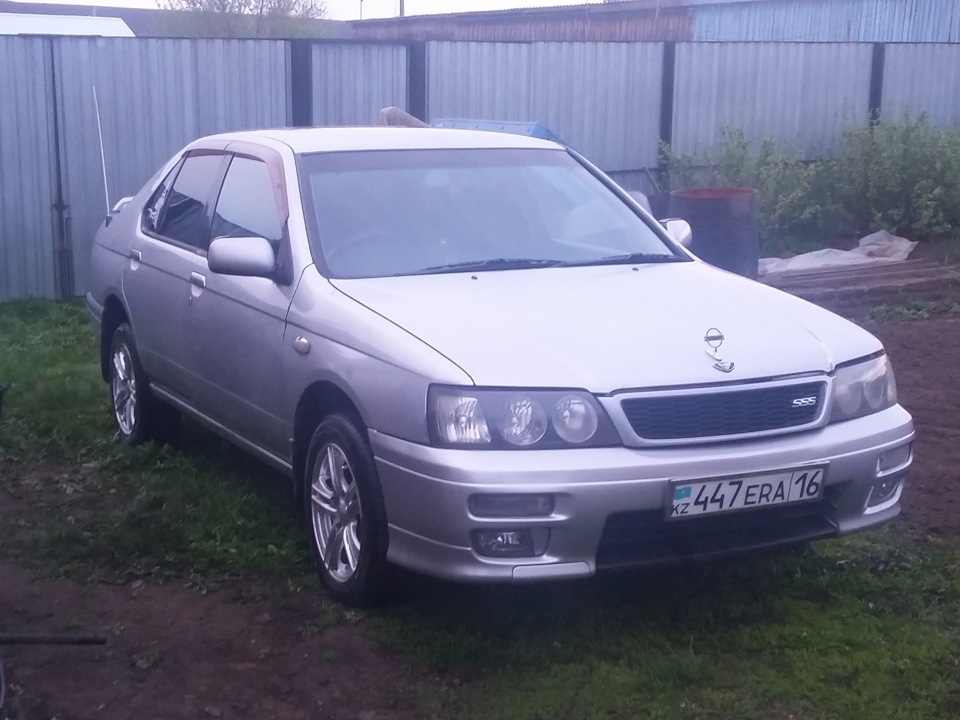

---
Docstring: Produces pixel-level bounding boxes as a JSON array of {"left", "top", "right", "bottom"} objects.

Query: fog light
[
  {"left": 878, "top": 443, "right": 912, "bottom": 474},
  {"left": 473, "top": 529, "right": 535, "bottom": 558},
  {"left": 868, "top": 478, "right": 901, "bottom": 508},
  {"left": 469, "top": 494, "right": 555, "bottom": 518}
]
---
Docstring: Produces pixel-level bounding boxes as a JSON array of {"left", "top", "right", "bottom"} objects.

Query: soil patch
[
  {"left": 0, "top": 561, "right": 429, "bottom": 720},
  {"left": 874, "top": 317, "right": 960, "bottom": 544}
]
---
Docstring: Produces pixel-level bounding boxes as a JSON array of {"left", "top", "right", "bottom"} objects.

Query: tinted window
[
  {"left": 211, "top": 156, "right": 283, "bottom": 244},
  {"left": 142, "top": 161, "right": 181, "bottom": 234},
  {"left": 299, "top": 149, "right": 679, "bottom": 279},
  {"left": 155, "top": 153, "right": 224, "bottom": 250}
]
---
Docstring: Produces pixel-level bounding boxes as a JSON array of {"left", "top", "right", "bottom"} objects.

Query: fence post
[
  {"left": 407, "top": 42, "right": 427, "bottom": 122},
  {"left": 869, "top": 42, "right": 886, "bottom": 124},
  {"left": 290, "top": 39, "right": 313, "bottom": 127},
  {"left": 47, "top": 36, "right": 73, "bottom": 299},
  {"left": 657, "top": 41, "right": 677, "bottom": 204}
]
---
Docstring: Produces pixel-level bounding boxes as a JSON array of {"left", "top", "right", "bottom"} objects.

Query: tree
[{"left": 160, "top": 0, "right": 328, "bottom": 37}]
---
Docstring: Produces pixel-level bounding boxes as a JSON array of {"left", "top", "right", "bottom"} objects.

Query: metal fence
[
  {"left": 427, "top": 41, "right": 664, "bottom": 173},
  {"left": 1, "top": 35, "right": 959, "bottom": 301},
  {"left": 882, "top": 44, "right": 960, "bottom": 126},
  {"left": 672, "top": 42, "right": 873, "bottom": 158},
  {"left": 0, "top": 38, "right": 59, "bottom": 301},
  {"left": 312, "top": 43, "right": 408, "bottom": 125}
]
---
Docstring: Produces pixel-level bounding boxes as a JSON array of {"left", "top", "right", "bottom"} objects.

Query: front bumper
[{"left": 372, "top": 404, "right": 914, "bottom": 582}]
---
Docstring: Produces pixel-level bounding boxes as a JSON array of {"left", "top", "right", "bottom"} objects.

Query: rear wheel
[
  {"left": 108, "top": 323, "right": 179, "bottom": 446},
  {"left": 304, "top": 413, "right": 389, "bottom": 606}
]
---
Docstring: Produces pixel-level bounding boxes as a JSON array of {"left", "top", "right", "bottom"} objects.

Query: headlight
[
  {"left": 434, "top": 393, "right": 491, "bottom": 444},
  {"left": 428, "top": 387, "right": 620, "bottom": 449},
  {"left": 552, "top": 394, "right": 599, "bottom": 443},
  {"left": 830, "top": 354, "right": 897, "bottom": 423}
]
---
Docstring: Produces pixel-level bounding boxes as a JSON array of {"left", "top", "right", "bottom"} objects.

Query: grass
[
  {"left": 2, "top": 299, "right": 960, "bottom": 719},
  {"left": 376, "top": 532, "right": 960, "bottom": 720},
  {"left": 0, "top": 299, "right": 308, "bottom": 584},
  {"left": 867, "top": 298, "right": 960, "bottom": 322}
]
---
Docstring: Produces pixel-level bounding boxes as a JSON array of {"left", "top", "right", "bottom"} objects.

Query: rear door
[
  {"left": 123, "top": 151, "right": 228, "bottom": 399},
  {"left": 181, "top": 148, "right": 294, "bottom": 460}
]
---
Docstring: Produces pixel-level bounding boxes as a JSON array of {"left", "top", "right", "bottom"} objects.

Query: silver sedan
[{"left": 86, "top": 127, "right": 914, "bottom": 605}]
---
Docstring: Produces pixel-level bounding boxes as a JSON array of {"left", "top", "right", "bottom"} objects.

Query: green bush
[
  {"left": 828, "top": 116, "right": 960, "bottom": 239},
  {"left": 661, "top": 116, "right": 960, "bottom": 255}
]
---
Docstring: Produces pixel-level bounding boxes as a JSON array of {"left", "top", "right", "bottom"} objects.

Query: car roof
[{"left": 201, "top": 126, "right": 563, "bottom": 154}]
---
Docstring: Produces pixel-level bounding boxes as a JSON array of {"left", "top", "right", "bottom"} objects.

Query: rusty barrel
[{"left": 670, "top": 187, "right": 759, "bottom": 279}]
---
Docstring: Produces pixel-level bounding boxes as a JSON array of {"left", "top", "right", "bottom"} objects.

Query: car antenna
[{"left": 92, "top": 85, "right": 112, "bottom": 224}]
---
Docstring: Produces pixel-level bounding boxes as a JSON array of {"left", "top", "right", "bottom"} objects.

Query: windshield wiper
[
  {"left": 557, "top": 253, "right": 685, "bottom": 268},
  {"left": 407, "top": 258, "right": 565, "bottom": 275}
]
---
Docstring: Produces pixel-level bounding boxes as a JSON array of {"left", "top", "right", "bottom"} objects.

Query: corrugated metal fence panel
[
  {"left": 882, "top": 44, "right": 960, "bottom": 127},
  {"left": 427, "top": 41, "right": 663, "bottom": 172},
  {"left": 312, "top": 43, "right": 409, "bottom": 126},
  {"left": 54, "top": 38, "right": 290, "bottom": 297},
  {"left": 428, "top": 41, "right": 533, "bottom": 124},
  {"left": 528, "top": 42, "right": 663, "bottom": 171},
  {"left": 352, "top": 11, "right": 692, "bottom": 42},
  {"left": 0, "top": 37, "right": 58, "bottom": 301},
  {"left": 194, "top": 39, "right": 291, "bottom": 136},
  {"left": 672, "top": 42, "right": 872, "bottom": 158},
  {"left": 693, "top": 0, "right": 959, "bottom": 43}
]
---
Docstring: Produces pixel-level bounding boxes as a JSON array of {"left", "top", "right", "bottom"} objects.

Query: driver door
[{"left": 182, "top": 150, "right": 294, "bottom": 460}]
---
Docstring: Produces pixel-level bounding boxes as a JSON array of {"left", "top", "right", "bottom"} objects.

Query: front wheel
[{"left": 304, "top": 414, "right": 389, "bottom": 606}]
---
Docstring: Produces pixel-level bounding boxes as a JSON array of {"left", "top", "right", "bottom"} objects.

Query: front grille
[
  {"left": 595, "top": 487, "right": 842, "bottom": 569},
  {"left": 621, "top": 381, "right": 825, "bottom": 441}
]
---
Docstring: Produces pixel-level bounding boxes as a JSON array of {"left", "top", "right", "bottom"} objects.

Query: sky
[{"left": 14, "top": 0, "right": 600, "bottom": 21}]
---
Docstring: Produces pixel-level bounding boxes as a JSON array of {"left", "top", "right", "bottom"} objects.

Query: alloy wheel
[
  {"left": 310, "top": 443, "right": 363, "bottom": 583},
  {"left": 111, "top": 343, "right": 137, "bottom": 436}
]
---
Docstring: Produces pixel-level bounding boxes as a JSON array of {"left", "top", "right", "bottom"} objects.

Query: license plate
[{"left": 667, "top": 467, "right": 825, "bottom": 520}]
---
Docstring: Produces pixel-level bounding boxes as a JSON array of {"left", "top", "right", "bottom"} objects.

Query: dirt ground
[
  {"left": 873, "top": 317, "right": 960, "bottom": 543},
  {"left": 2, "top": 316, "right": 959, "bottom": 720},
  {"left": 0, "top": 559, "right": 429, "bottom": 720}
]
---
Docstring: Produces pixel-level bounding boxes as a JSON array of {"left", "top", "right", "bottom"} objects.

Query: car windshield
[{"left": 298, "top": 147, "right": 684, "bottom": 279}]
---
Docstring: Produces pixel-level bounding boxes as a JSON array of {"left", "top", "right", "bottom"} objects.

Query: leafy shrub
[
  {"left": 661, "top": 116, "right": 960, "bottom": 254},
  {"left": 828, "top": 115, "right": 960, "bottom": 239}
]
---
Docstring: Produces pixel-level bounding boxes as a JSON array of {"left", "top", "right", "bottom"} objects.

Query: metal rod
[
  {"left": 92, "top": 85, "right": 111, "bottom": 219},
  {"left": 0, "top": 633, "right": 106, "bottom": 646}
]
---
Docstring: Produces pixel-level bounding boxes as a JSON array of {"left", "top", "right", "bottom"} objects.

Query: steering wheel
[{"left": 324, "top": 230, "right": 405, "bottom": 271}]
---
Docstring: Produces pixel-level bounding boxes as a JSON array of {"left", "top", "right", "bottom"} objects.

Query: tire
[
  {"left": 303, "top": 413, "right": 389, "bottom": 606},
  {"left": 108, "top": 323, "right": 179, "bottom": 446}
]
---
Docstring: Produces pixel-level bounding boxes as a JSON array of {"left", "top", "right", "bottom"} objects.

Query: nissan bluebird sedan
[{"left": 86, "top": 127, "right": 914, "bottom": 605}]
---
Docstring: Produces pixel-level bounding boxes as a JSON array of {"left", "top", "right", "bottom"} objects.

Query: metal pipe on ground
[{"left": 0, "top": 633, "right": 107, "bottom": 715}]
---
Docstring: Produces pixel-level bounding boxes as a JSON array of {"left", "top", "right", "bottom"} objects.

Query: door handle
[
  {"left": 190, "top": 272, "right": 206, "bottom": 289},
  {"left": 129, "top": 248, "right": 142, "bottom": 262},
  {"left": 293, "top": 336, "right": 311, "bottom": 355}
]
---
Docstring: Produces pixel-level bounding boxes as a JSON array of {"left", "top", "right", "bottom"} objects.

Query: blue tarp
[{"left": 431, "top": 119, "right": 567, "bottom": 146}]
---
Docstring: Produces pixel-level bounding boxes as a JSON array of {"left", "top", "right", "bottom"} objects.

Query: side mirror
[
  {"left": 662, "top": 218, "right": 693, "bottom": 248},
  {"left": 207, "top": 236, "right": 276, "bottom": 278}
]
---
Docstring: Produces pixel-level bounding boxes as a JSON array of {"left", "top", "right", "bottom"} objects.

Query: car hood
[{"left": 330, "top": 263, "right": 883, "bottom": 393}]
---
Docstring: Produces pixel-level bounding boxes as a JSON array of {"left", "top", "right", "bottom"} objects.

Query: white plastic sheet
[{"left": 759, "top": 230, "right": 918, "bottom": 276}]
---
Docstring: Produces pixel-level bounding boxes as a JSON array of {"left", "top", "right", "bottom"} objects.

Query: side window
[
  {"left": 211, "top": 156, "right": 283, "bottom": 245},
  {"left": 155, "top": 153, "right": 225, "bottom": 250},
  {"left": 142, "top": 160, "right": 181, "bottom": 234}
]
